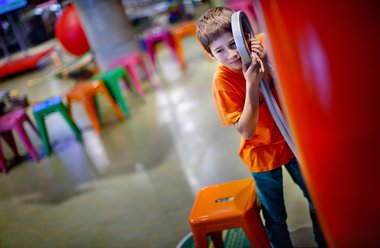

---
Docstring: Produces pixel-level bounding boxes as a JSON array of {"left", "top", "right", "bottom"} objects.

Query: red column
[{"left": 258, "top": 1, "right": 380, "bottom": 247}]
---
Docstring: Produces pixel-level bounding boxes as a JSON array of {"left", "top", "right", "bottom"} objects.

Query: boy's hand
[
  {"left": 247, "top": 35, "right": 275, "bottom": 77},
  {"left": 242, "top": 53, "right": 264, "bottom": 86},
  {"left": 249, "top": 38, "right": 267, "bottom": 62}
]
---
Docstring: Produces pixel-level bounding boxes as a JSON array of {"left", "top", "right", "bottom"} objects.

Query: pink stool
[
  {"left": 0, "top": 131, "right": 21, "bottom": 173},
  {"left": 227, "top": 0, "right": 259, "bottom": 32},
  {"left": 143, "top": 27, "right": 183, "bottom": 70},
  {"left": 0, "top": 144, "right": 7, "bottom": 172},
  {"left": 109, "top": 53, "right": 157, "bottom": 97},
  {"left": 0, "top": 109, "right": 40, "bottom": 172}
]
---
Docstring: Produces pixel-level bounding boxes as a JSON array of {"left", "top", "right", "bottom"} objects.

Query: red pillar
[{"left": 258, "top": 1, "right": 380, "bottom": 247}]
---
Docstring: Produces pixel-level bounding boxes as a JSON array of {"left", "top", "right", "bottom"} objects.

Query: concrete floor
[{"left": 0, "top": 38, "right": 317, "bottom": 247}]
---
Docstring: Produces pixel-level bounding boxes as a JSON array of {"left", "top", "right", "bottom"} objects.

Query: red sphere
[{"left": 55, "top": 4, "right": 90, "bottom": 56}]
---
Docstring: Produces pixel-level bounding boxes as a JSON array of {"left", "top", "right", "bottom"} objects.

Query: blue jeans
[{"left": 252, "top": 157, "right": 327, "bottom": 248}]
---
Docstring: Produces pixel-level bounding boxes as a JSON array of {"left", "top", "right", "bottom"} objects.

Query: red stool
[
  {"left": 189, "top": 178, "right": 271, "bottom": 248},
  {"left": 143, "top": 27, "right": 183, "bottom": 70},
  {"left": 109, "top": 53, "right": 157, "bottom": 97},
  {"left": 0, "top": 109, "right": 40, "bottom": 172}
]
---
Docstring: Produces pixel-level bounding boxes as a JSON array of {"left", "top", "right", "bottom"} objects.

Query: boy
[{"left": 197, "top": 7, "right": 327, "bottom": 248}]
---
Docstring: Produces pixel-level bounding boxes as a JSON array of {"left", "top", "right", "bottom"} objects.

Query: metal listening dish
[
  {"left": 231, "top": 11, "right": 299, "bottom": 159},
  {"left": 231, "top": 11, "right": 254, "bottom": 67}
]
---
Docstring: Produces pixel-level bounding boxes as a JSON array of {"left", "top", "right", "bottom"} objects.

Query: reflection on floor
[{"left": 0, "top": 39, "right": 318, "bottom": 247}]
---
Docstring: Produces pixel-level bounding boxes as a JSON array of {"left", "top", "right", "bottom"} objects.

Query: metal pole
[
  {"left": 6, "top": 13, "right": 28, "bottom": 57},
  {"left": 0, "top": 35, "right": 11, "bottom": 61}
]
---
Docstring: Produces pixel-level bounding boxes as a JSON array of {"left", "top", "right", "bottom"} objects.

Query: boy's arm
[{"left": 233, "top": 55, "right": 264, "bottom": 139}]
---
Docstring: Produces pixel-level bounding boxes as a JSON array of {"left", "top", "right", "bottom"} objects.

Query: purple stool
[
  {"left": 109, "top": 53, "right": 157, "bottom": 97},
  {"left": 143, "top": 27, "right": 183, "bottom": 70},
  {"left": 0, "top": 109, "right": 39, "bottom": 172}
]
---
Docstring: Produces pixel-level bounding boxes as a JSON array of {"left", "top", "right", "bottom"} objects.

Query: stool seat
[
  {"left": 189, "top": 178, "right": 270, "bottom": 248},
  {"left": 0, "top": 109, "right": 28, "bottom": 130},
  {"left": 33, "top": 96, "right": 82, "bottom": 155},
  {"left": 33, "top": 95, "right": 62, "bottom": 113},
  {"left": 65, "top": 80, "right": 124, "bottom": 135}
]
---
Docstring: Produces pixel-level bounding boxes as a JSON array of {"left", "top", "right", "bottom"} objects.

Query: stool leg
[
  {"left": 82, "top": 96, "right": 102, "bottom": 135},
  {"left": 33, "top": 113, "right": 52, "bottom": 156},
  {"left": 57, "top": 104, "right": 83, "bottom": 142},
  {"left": 13, "top": 122, "right": 38, "bottom": 161},
  {"left": 243, "top": 208, "right": 271, "bottom": 248},
  {"left": 192, "top": 228, "right": 209, "bottom": 248},
  {"left": 1, "top": 131, "right": 20, "bottom": 157},
  {"left": 94, "top": 95, "right": 103, "bottom": 123},
  {"left": 126, "top": 65, "right": 145, "bottom": 97},
  {"left": 139, "top": 58, "right": 158, "bottom": 89},
  {"left": 146, "top": 41, "right": 157, "bottom": 70},
  {"left": 24, "top": 113, "right": 40, "bottom": 138},
  {"left": 66, "top": 98, "right": 74, "bottom": 121},
  {"left": 105, "top": 81, "right": 131, "bottom": 118},
  {"left": 165, "top": 37, "right": 185, "bottom": 70},
  {"left": 99, "top": 87, "right": 125, "bottom": 121},
  {"left": 123, "top": 72, "right": 144, "bottom": 101},
  {"left": 174, "top": 37, "right": 186, "bottom": 69},
  {"left": 66, "top": 97, "right": 88, "bottom": 136},
  {"left": 0, "top": 143, "right": 8, "bottom": 173},
  {"left": 210, "top": 231, "right": 224, "bottom": 248}
]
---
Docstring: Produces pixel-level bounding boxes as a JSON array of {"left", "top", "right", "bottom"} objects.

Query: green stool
[
  {"left": 92, "top": 67, "right": 143, "bottom": 118},
  {"left": 32, "top": 96, "right": 82, "bottom": 155}
]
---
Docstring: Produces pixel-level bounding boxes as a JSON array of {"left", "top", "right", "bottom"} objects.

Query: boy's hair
[{"left": 197, "top": 7, "right": 235, "bottom": 55}]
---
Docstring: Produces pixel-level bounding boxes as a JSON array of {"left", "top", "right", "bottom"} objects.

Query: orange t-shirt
[{"left": 212, "top": 36, "right": 294, "bottom": 172}]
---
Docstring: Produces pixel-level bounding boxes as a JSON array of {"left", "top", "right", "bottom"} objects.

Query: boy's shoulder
[
  {"left": 255, "top": 33, "right": 265, "bottom": 44},
  {"left": 214, "top": 65, "right": 242, "bottom": 80},
  {"left": 213, "top": 65, "right": 245, "bottom": 90}
]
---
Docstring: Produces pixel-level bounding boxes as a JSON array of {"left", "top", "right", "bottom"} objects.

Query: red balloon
[{"left": 55, "top": 4, "right": 90, "bottom": 56}]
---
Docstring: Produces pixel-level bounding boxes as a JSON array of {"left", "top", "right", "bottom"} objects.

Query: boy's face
[{"left": 209, "top": 32, "right": 242, "bottom": 70}]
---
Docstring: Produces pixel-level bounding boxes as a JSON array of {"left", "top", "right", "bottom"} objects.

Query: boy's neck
[{"left": 222, "top": 64, "right": 242, "bottom": 73}]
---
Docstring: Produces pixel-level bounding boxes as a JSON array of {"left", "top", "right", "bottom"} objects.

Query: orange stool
[
  {"left": 171, "top": 20, "right": 198, "bottom": 68},
  {"left": 188, "top": 178, "right": 271, "bottom": 248},
  {"left": 65, "top": 80, "right": 124, "bottom": 135}
]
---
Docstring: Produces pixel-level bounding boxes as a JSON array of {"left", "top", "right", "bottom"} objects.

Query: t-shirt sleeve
[{"left": 213, "top": 74, "right": 243, "bottom": 127}]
